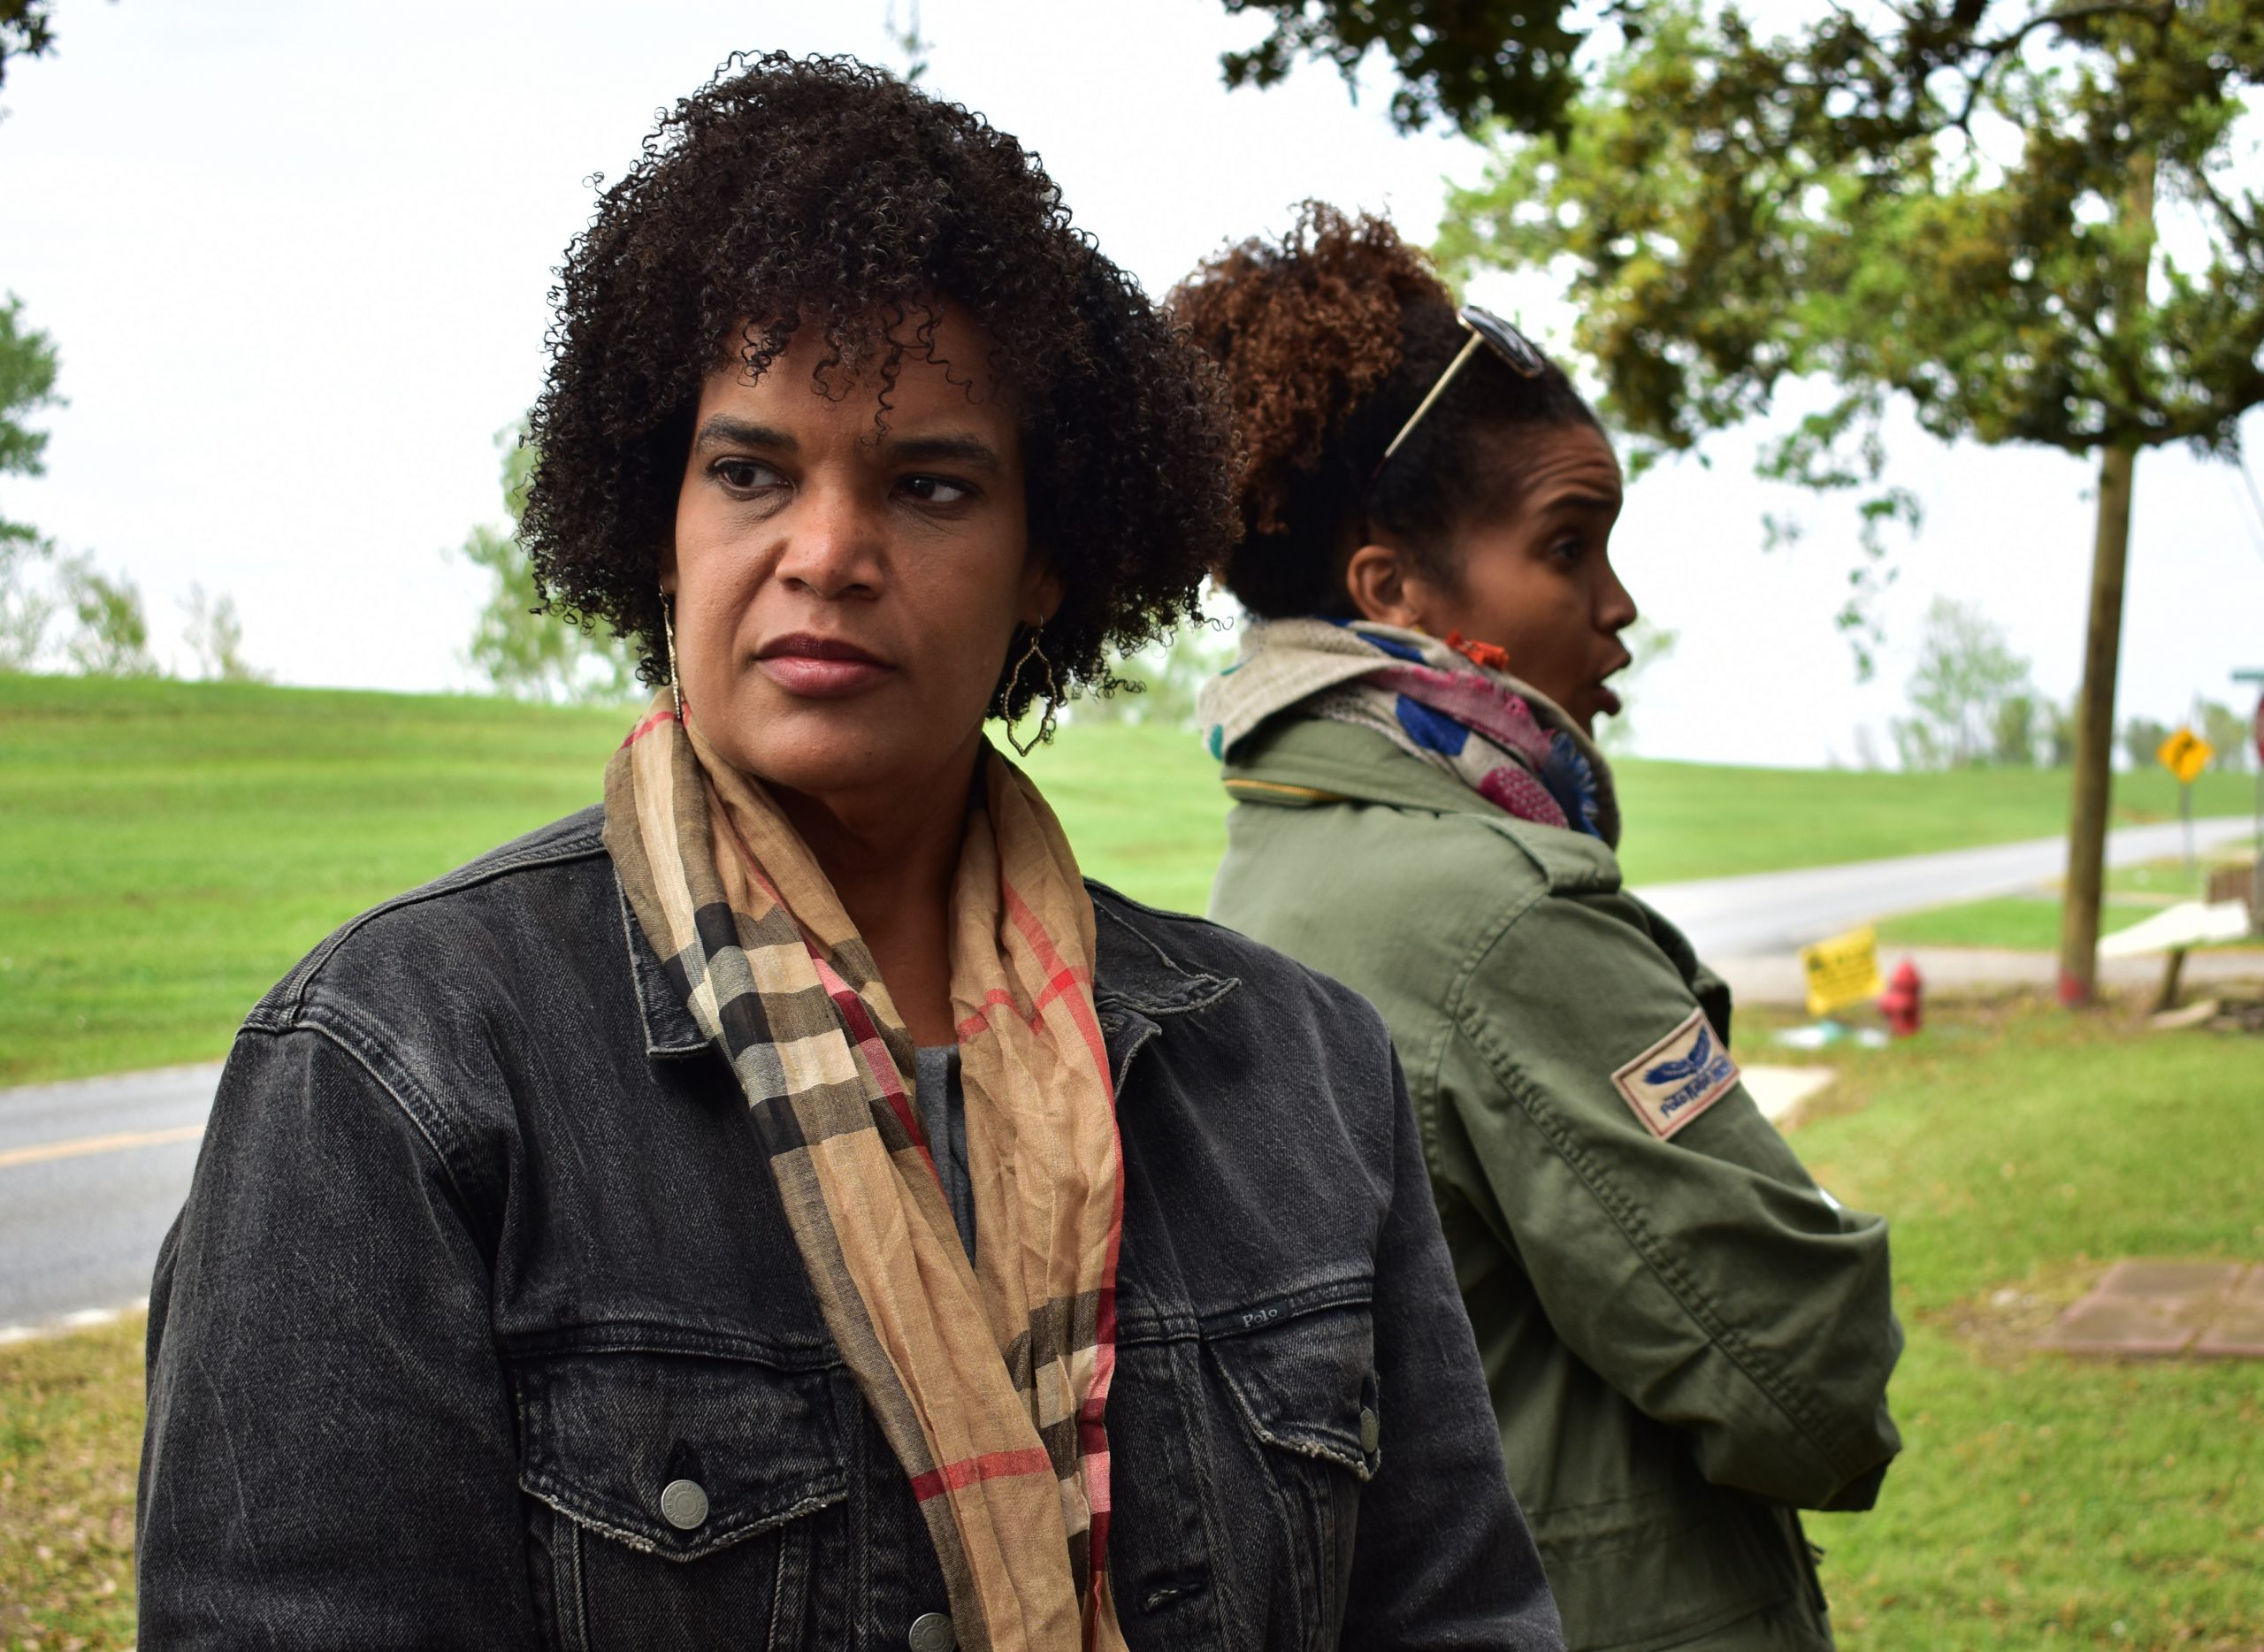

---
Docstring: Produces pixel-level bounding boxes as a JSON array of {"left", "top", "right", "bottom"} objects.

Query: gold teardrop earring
[
  {"left": 660, "top": 584, "right": 683, "bottom": 720},
  {"left": 999, "top": 625, "right": 1059, "bottom": 758}
]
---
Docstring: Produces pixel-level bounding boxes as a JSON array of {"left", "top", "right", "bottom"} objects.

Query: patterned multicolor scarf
[
  {"left": 1198, "top": 617, "right": 1621, "bottom": 847},
  {"left": 604, "top": 696, "right": 1128, "bottom": 1652}
]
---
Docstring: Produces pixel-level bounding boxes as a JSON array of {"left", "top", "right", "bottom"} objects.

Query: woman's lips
[
  {"left": 755, "top": 634, "right": 893, "bottom": 698},
  {"left": 1594, "top": 682, "right": 1625, "bottom": 718}
]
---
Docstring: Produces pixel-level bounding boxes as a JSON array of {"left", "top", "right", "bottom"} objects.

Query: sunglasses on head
[{"left": 1372, "top": 305, "right": 1548, "bottom": 480}]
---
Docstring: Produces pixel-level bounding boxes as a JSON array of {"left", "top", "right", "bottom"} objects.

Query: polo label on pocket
[{"left": 1611, "top": 1009, "right": 1738, "bottom": 1140}]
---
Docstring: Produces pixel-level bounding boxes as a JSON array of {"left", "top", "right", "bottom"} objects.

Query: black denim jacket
[{"left": 137, "top": 807, "right": 1562, "bottom": 1650}]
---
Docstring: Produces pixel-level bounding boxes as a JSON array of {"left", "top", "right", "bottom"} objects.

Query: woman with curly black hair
[
  {"left": 1176, "top": 206, "right": 1903, "bottom": 1652},
  {"left": 136, "top": 59, "right": 1560, "bottom": 1651}
]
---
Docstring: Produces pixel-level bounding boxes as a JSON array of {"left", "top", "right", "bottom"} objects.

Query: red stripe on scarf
[
  {"left": 619, "top": 707, "right": 681, "bottom": 748},
  {"left": 952, "top": 967, "right": 1095, "bottom": 1043},
  {"left": 706, "top": 803, "right": 937, "bottom": 1168},
  {"left": 907, "top": 1446, "right": 1057, "bottom": 1502},
  {"left": 954, "top": 987, "right": 1027, "bottom": 1041},
  {"left": 1001, "top": 886, "right": 1111, "bottom": 1079},
  {"left": 812, "top": 953, "right": 929, "bottom": 1165},
  {"left": 1001, "top": 878, "right": 1124, "bottom": 1648}
]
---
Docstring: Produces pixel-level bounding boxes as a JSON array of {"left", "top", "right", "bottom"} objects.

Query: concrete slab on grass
[
  {"left": 2039, "top": 1259, "right": 2262, "bottom": 1358},
  {"left": 1739, "top": 1065, "right": 1837, "bottom": 1126},
  {"left": 2196, "top": 1265, "right": 2264, "bottom": 1358}
]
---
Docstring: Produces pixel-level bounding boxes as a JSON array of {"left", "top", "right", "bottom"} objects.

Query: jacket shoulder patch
[{"left": 1610, "top": 1009, "right": 1738, "bottom": 1140}]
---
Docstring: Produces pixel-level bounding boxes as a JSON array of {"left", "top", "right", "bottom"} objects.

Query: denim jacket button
[
  {"left": 659, "top": 1478, "right": 709, "bottom": 1530},
  {"left": 1359, "top": 1405, "right": 1381, "bottom": 1455},
  {"left": 907, "top": 1610, "right": 957, "bottom": 1652}
]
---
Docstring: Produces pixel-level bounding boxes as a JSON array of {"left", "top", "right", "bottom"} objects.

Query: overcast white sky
[{"left": 5, "top": 0, "right": 2261, "bottom": 767}]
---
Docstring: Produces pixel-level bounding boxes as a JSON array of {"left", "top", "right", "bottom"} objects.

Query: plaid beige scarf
[{"left": 604, "top": 696, "right": 1128, "bottom": 1652}]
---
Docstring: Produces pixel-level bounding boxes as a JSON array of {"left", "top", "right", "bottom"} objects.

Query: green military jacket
[{"left": 1210, "top": 717, "right": 1902, "bottom": 1652}]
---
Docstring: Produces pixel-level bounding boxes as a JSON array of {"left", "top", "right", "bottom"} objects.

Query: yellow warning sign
[
  {"left": 1800, "top": 925, "right": 1884, "bottom": 1019},
  {"left": 2156, "top": 727, "right": 2214, "bottom": 785}
]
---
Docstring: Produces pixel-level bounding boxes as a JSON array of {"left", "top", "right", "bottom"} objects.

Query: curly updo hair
[
  {"left": 1168, "top": 203, "right": 1600, "bottom": 619},
  {"left": 523, "top": 52, "right": 1239, "bottom": 717}
]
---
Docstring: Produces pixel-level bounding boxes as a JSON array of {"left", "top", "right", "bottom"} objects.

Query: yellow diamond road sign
[
  {"left": 2156, "top": 727, "right": 2213, "bottom": 785},
  {"left": 1800, "top": 925, "right": 1884, "bottom": 1020}
]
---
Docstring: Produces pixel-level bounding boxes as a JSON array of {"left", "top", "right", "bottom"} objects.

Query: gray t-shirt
[{"left": 913, "top": 1044, "right": 975, "bottom": 1262}]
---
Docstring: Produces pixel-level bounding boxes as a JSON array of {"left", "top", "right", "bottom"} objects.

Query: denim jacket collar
[
  {"left": 616, "top": 867, "right": 1240, "bottom": 1084},
  {"left": 617, "top": 871, "right": 711, "bottom": 1059}
]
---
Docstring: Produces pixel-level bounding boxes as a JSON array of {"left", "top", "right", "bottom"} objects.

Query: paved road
[
  {"left": 2, "top": 815, "right": 2255, "bottom": 1330},
  {"left": 1640, "top": 815, "right": 2256, "bottom": 960},
  {"left": 0, "top": 1064, "right": 215, "bottom": 1332}
]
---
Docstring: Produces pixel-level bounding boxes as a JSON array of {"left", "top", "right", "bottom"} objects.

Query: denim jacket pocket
[
  {"left": 1203, "top": 1298, "right": 1381, "bottom": 1648},
  {"left": 511, "top": 1346, "right": 848, "bottom": 1650},
  {"left": 1208, "top": 1299, "right": 1381, "bottom": 1482}
]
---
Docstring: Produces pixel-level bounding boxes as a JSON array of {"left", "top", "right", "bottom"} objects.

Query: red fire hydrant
[{"left": 1878, "top": 959, "right": 1924, "bottom": 1037}]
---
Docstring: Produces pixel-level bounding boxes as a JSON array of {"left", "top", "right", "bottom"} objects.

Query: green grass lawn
[
  {"left": 1786, "top": 998, "right": 2264, "bottom": 1650},
  {"left": 1876, "top": 894, "right": 2158, "bottom": 952},
  {"left": 1875, "top": 845, "right": 2262, "bottom": 952},
  {"left": 5, "top": 997, "right": 2258, "bottom": 1648},
  {"left": 5, "top": 669, "right": 2255, "bottom": 1084},
  {"left": 0, "top": 1316, "right": 141, "bottom": 1651},
  {"left": 1613, "top": 761, "right": 2252, "bottom": 887},
  {"left": 2, "top": 674, "right": 632, "bottom": 1085}
]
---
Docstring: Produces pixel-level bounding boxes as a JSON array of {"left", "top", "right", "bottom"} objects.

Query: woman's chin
[
  {"left": 717, "top": 735, "right": 902, "bottom": 802},
  {"left": 699, "top": 695, "right": 982, "bottom": 805}
]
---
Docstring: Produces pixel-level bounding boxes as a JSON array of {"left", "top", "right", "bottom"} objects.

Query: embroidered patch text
[{"left": 1611, "top": 1009, "right": 1739, "bottom": 1140}]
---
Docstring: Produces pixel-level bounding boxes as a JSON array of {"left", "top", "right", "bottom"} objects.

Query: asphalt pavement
[
  {"left": 1640, "top": 815, "right": 2257, "bottom": 959},
  {"left": 0, "top": 1064, "right": 215, "bottom": 1334},
  {"left": 3, "top": 814, "right": 2257, "bottom": 1332}
]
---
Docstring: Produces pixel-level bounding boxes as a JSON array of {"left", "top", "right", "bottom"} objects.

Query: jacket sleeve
[
  {"left": 1342, "top": 1040, "right": 1566, "bottom": 1649},
  {"left": 137, "top": 1021, "right": 539, "bottom": 1648},
  {"left": 1434, "top": 888, "right": 1902, "bottom": 1511}
]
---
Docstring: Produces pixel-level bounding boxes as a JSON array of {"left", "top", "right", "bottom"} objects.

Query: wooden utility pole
[
  {"left": 2059, "top": 445, "right": 2137, "bottom": 1004},
  {"left": 2057, "top": 151, "right": 2156, "bottom": 1006}
]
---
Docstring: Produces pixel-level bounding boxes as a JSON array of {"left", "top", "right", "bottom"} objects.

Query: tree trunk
[
  {"left": 2056, "top": 149, "right": 2156, "bottom": 1007},
  {"left": 2057, "top": 442, "right": 2137, "bottom": 1005}
]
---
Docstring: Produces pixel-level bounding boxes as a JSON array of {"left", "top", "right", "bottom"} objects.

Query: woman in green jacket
[{"left": 1172, "top": 205, "right": 1902, "bottom": 1652}]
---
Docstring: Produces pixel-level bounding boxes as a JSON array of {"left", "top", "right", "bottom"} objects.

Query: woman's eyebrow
[
  {"left": 692, "top": 416, "right": 794, "bottom": 452},
  {"left": 881, "top": 432, "right": 1003, "bottom": 470}
]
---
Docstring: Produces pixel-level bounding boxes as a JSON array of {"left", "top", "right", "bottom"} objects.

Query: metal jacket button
[
  {"left": 659, "top": 1478, "right": 709, "bottom": 1531},
  {"left": 907, "top": 1610, "right": 957, "bottom": 1652},
  {"left": 1359, "top": 1405, "right": 1381, "bottom": 1455}
]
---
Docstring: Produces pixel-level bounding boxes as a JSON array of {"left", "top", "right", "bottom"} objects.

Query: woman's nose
[
  {"left": 1596, "top": 559, "right": 1637, "bottom": 632},
  {"left": 775, "top": 485, "right": 884, "bottom": 598}
]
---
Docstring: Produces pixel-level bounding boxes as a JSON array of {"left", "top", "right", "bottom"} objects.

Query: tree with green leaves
[
  {"left": 0, "top": 0, "right": 55, "bottom": 95},
  {"left": 57, "top": 551, "right": 159, "bottom": 677},
  {"left": 180, "top": 582, "right": 269, "bottom": 683},
  {"left": 1, "top": 293, "right": 63, "bottom": 667},
  {"left": 2199, "top": 698, "right": 2253, "bottom": 771},
  {"left": 0, "top": 532, "right": 51, "bottom": 667},
  {"left": 454, "top": 424, "right": 638, "bottom": 704},
  {"left": 1892, "top": 596, "right": 2035, "bottom": 770},
  {"left": 1437, "top": 0, "right": 2264, "bottom": 1002},
  {"left": 1216, "top": 0, "right": 1634, "bottom": 137},
  {"left": 1071, "top": 621, "right": 1239, "bottom": 730},
  {"left": 1, "top": 293, "right": 60, "bottom": 546},
  {"left": 2122, "top": 713, "right": 2174, "bottom": 773}
]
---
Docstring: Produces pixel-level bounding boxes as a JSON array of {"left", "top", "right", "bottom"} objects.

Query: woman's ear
[
  {"left": 1023, "top": 558, "right": 1065, "bottom": 629},
  {"left": 657, "top": 544, "right": 678, "bottom": 597},
  {"left": 1344, "top": 543, "right": 1425, "bottom": 630}
]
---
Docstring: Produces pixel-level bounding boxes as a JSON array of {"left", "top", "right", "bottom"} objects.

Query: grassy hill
[{"left": 4, "top": 671, "right": 2253, "bottom": 1085}]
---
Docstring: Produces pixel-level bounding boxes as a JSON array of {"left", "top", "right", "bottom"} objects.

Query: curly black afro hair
[
  {"left": 1169, "top": 203, "right": 1598, "bottom": 619},
  {"left": 523, "top": 52, "right": 1240, "bottom": 718}
]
